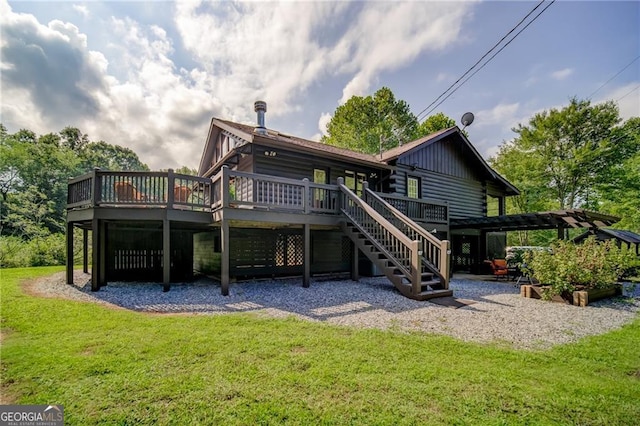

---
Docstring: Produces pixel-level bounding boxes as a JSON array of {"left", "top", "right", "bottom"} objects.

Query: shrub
[{"left": 528, "top": 237, "right": 629, "bottom": 299}]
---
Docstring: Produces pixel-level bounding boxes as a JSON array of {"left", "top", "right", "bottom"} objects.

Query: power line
[
  {"left": 587, "top": 55, "right": 640, "bottom": 100},
  {"left": 419, "top": 0, "right": 556, "bottom": 121},
  {"left": 616, "top": 84, "right": 640, "bottom": 102},
  {"left": 414, "top": 0, "right": 548, "bottom": 123}
]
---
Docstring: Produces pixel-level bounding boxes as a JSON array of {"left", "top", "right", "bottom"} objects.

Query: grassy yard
[{"left": 1, "top": 267, "right": 639, "bottom": 425}]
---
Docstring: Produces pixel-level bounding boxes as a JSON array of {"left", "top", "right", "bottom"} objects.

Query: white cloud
[
  {"left": 475, "top": 102, "right": 520, "bottom": 128},
  {"left": 595, "top": 82, "right": 640, "bottom": 120},
  {"left": 318, "top": 112, "right": 332, "bottom": 137},
  {"left": 72, "top": 4, "right": 89, "bottom": 18},
  {"left": 1, "top": 0, "right": 476, "bottom": 170},
  {"left": 550, "top": 68, "right": 574, "bottom": 80}
]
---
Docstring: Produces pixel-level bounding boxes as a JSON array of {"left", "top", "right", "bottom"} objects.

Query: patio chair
[
  {"left": 114, "top": 182, "right": 146, "bottom": 202},
  {"left": 487, "top": 259, "right": 509, "bottom": 281},
  {"left": 173, "top": 185, "right": 192, "bottom": 203}
]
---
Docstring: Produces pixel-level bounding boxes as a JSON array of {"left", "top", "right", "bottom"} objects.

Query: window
[
  {"left": 486, "top": 194, "right": 501, "bottom": 217},
  {"left": 407, "top": 176, "right": 420, "bottom": 199},
  {"left": 313, "top": 168, "right": 327, "bottom": 184},
  {"left": 345, "top": 170, "right": 368, "bottom": 196}
]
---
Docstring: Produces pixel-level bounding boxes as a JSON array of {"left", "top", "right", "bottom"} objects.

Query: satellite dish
[{"left": 461, "top": 112, "right": 475, "bottom": 128}]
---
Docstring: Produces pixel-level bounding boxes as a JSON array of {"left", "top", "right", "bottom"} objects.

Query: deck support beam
[
  {"left": 99, "top": 221, "right": 106, "bottom": 286},
  {"left": 83, "top": 228, "right": 89, "bottom": 273},
  {"left": 303, "top": 224, "right": 310, "bottom": 288},
  {"left": 91, "top": 219, "right": 100, "bottom": 291},
  {"left": 163, "top": 218, "right": 170, "bottom": 292},
  {"left": 221, "top": 221, "right": 230, "bottom": 296},
  {"left": 351, "top": 241, "right": 359, "bottom": 281},
  {"left": 66, "top": 222, "right": 74, "bottom": 284}
]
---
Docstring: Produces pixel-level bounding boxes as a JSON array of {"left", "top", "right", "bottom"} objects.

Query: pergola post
[
  {"left": 66, "top": 222, "right": 74, "bottom": 284},
  {"left": 99, "top": 221, "right": 106, "bottom": 287}
]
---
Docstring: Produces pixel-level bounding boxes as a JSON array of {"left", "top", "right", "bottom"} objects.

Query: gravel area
[{"left": 28, "top": 271, "right": 640, "bottom": 350}]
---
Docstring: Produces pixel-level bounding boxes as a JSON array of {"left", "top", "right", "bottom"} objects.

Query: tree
[
  {"left": 417, "top": 112, "right": 466, "bottom": 137},
  {"left": 79, "top": 141, "right": 149, "bottom": 172},
  {"left": 493, "top": 98, "right": 623, "bottom": 210},
  {"left": 321, "top": 87, "right": 419, "bottom": 155}
]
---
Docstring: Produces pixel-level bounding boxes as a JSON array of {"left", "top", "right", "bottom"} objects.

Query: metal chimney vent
[{"left": 254, "top": 101, "right": 267, "bottom": 135}]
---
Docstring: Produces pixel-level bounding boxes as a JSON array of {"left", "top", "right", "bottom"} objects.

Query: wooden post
[
  {"left": 167, "top": 169, "right": 175, "bottom": 209},
  {"left": 411, "top": 240, "right": 421, "bottom": 295},
  {"left": 303, "top": 224, "right": 310, "bottom": 287},
  {"left": 362, "top": 181, "right": 369, "bottom": 201},
  {"left": 221, "top": 165, "right": 230, "bottom": 209},
  {"left": 91, "top": 218, "right": 99, "bottom": 291},
  {"left": 99, "top": 220, "right": 107, "bottom": 287},
  {"left": 557, "top": 226, "right": 565, "bottom": 240},
  {"left": 302, "top": 178, "right": 310, "bottom": 214},
  {"left": 221, "top": 221, "right": 230, "bottom": 296},
  {"left": 66, "top": 222, "right": 74, "bottom": 284},
  {"left": 91, "top": 168, "right": 101, "bottom": 206},
  {"left": 83, "top": 228, "right": 88, "bottom": 273},
  {"left": 351, "top": 241, "right": 359, "bottom": 281},
  {"left": 440, "top": 239, "right": 451, "bottom": 288},
  {"left": 163, "top": 218, "right": 170, "bottom": 292}
]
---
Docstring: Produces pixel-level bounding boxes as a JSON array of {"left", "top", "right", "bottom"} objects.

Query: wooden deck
[{"left": 66, "top": 168, "right": 451, "bottom": 294}]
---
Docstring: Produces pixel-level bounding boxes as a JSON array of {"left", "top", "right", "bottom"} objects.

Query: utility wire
[
  {"left": 616, "top": 84, "right": 640, "bottom": 102},
  {"left": 419, "top": 0, "right": 556, "bottom": 121},
  {"left": 415, "top": 0, "right": 548, "bottom": 123},
  {"left": 587, "top": 55, "right": 640, "bottom": 100}
]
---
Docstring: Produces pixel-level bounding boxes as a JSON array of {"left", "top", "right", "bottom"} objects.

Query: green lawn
[{"left": 2, "top": 267, "right": 639, "bottom": 425}]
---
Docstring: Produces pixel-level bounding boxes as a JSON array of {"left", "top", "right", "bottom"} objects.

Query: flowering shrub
[{"left": 527, "top": 237, "right": 636, "bottom": 299}]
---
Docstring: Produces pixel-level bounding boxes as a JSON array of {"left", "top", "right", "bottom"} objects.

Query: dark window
[
  {"left": 345, "top": 170, "right": 368, "bottom": 196},
  {"left": 407, "top": 176, "right": 420, "bottom": 199}
]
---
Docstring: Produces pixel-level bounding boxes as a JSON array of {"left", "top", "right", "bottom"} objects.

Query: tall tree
[
  {"left": 321, "top": 87, "right": 419, "bottom": 155},
  {"left": 493, "top": 98, "right": 622, "bottom": 210}
]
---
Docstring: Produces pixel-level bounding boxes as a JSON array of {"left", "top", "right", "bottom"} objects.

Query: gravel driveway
[{"left": 28, "top": 271, "right": 640, "bottom": 350}]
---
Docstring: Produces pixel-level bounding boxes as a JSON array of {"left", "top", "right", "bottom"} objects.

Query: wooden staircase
[{"left": 338, "top": 181, "right": 452, "bottom": 301}]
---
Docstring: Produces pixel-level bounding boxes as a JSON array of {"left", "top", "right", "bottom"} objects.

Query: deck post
[
  {"left": 303, "top": 224, "right": 310, "bottom": 287},
  {"left": 440, "top": 239, "right": 451, "bottom": 288},
  {"left": 83, "top": 228, "right": 88, "bottom": 273},
  {"left": 221, "top": 166, "right": 230, "bottom": 209},
  {"left": 66, "top": 222, "right": 74, "bottom": 284},
  {"left": 302, "top": 178, "right": 310, "bottom": 214},
  {"left": 221, "top": 221, "right": 230, "bottom": 296},
  {"left": 411, "top": 240, "right": 421, "bottom": 295},
  {"left": 163, "top": 218, "right": 170, "bottom": 292},
  {"left": 557, "top": 226, "right": 565, "bottom": 240},
  {"left": 351, "top": 241, "right": 359, "bottom": 281},
  {"left": 91, "top": 218, "right": 100, "bottom": 291},
  {"left": 91, "top": 168, "right": 100, "bottom": 206},
  {"left": 99, "top": 220, "right": 107, "bottom": 287},
  {"left": 167, "top": 169, "right": 175, "bottom": 209}
]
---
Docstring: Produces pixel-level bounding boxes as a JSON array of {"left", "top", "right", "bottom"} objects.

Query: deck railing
[
  {"left": 211, "top": 166, "right": 341, "bottom": 214},
  {"left": 364, "top": 185, "right": 450, "bottom": 286},
  {"left": 67, "top": 169, "right": 213, "bottom": 211},
  {"left": 376, "top": 192, "right": 448, "bottom": 224}
]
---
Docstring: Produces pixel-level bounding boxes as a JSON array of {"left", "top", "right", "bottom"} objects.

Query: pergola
[{"left": 450, "top": 209, "right": 620, "bottom": 239}]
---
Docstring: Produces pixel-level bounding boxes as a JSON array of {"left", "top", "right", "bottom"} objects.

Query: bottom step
[{"left": 411, "top": 289, "right": 453, "bottom": 301}]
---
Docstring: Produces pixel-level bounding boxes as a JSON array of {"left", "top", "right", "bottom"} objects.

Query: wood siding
[
  {"left": 253, "top": 144, "right": 382, "bottom": 187},
  {"left": 401, "top": 137, "right": 482, "bottom": 180},
  {"left": 393, "top": 164, "right": 484, "bottom": 220}
]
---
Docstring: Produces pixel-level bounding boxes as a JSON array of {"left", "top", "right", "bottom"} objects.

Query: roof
[
  {"left": 450, "top": 209, "right": 620, "bottom": 232},
  {"left": 573, "top": 228, "right": 640, "bottom": 244},
  {"left": 214, "top": 118, "right": 385, "bottom": 168},
  {"left": 380, "top": 126, "right": 519, "bottom": 195}
]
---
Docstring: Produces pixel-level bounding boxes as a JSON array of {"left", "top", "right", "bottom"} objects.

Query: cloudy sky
[{"left": 2, "top": 1, "right": 638, "bottom": 170}]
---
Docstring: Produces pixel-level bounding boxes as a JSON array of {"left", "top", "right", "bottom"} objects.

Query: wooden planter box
[{"left": 521, "top": 284, "right": 623, "bottom": 307}]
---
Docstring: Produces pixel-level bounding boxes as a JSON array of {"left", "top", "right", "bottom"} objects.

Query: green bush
[
  {"left": 527, "top": 237, "right": 636, "bottom": 299},
  {"left": 0, "top": 233, "right": 87, "bottom": 268}
]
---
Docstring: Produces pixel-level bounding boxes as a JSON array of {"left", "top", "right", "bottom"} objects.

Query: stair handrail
[
  {"left": 363, "top": 184, "right": 450, "bottom": 287},
  {"left": 338, "top": 180, "right": 422, "bottom": 294}
]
